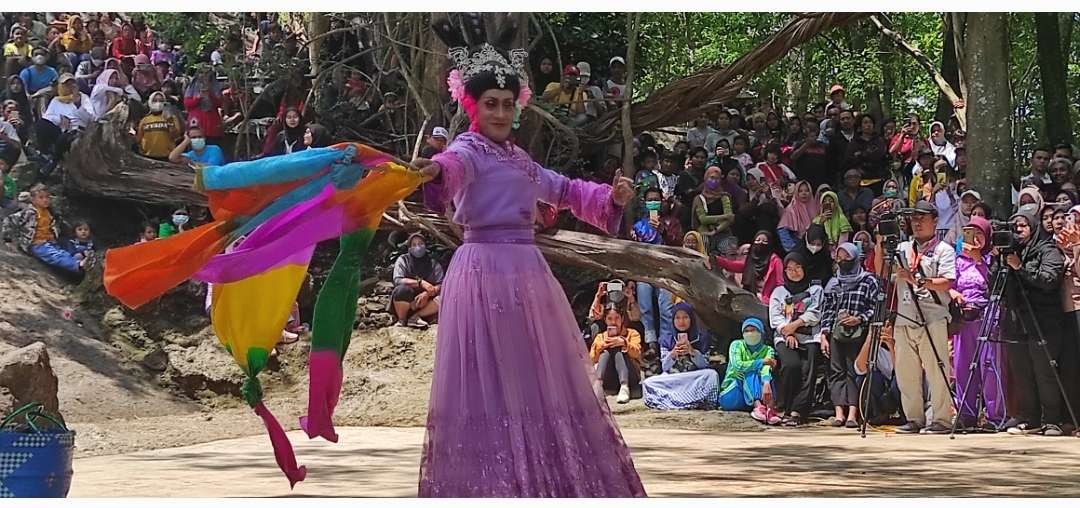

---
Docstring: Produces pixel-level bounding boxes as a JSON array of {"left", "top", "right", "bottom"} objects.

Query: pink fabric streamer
[
  {"left": 254, "top": 401, "right": 308, "bottom": 489},
  {"left": 299, "top": 349, "right": 344, "bottom": 443}
]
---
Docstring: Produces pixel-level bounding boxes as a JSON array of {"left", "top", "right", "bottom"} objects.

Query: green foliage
[{"left": 146, "top": 13, "right": 227, "bottom": 63}]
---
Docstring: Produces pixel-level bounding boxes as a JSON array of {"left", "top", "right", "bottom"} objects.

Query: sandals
[
  {"left": 783, "top": 413, "right": 802, "bottom": 427},
  {"left": 831, "top": 418, "right": 846, "bottom": 427}
]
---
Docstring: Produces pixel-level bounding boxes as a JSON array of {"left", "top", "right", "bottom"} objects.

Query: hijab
[
  {"left": 103, "top": 58, "right": 130, "bottom": 86},
  {"left": 683, "top": 231, "right": 707, "bottom": 256},
  {"left": 90, "top": 69, "right": 125, "bottom": 117},
  {"left": 740, "top": 317, "right": 767, "bottom": 352},
  {"left": 778, "top": 180, "right": 819, "bottom": 234},
  {"left": 281, "top": 106, "right": 305, "bottom": 147},
  {"left": 660, "top": 302, "right": 708, "bottom": 354},
  {"left": 782, "top": 251, "right": 811, "bottom": 295},
  {"left": 701, "top": 165, "right": 725, "bottom": 199},
  {"left": 963, "top": 215, "right": 992, "bottom": 257},
  {"left": 721, "top": 167, "right": 747, "bottom": 209},
  {"left": 795, "top": 223, "right": 833, "bottom": 284},
  {"left": 305, "top": 123, "right": 332, "bottom": 148},
  {"left": 1, "top": 76, "right": 31, "bottom": 120},
  {"left": 835, "top": 242, "right": 868, "bottom": 290},
  {"left": 817, "top": 190, "right": 852, "bottom": 243},
  {"left": 185, "top": 71, "right": 223, "bottom": 111},
  {"left": 1011, "top": 204, "right": 1050, "bottom": 258},
  {"left": 1017, "top": 186, "right": 1044, "bottom": 212},
  {"left": 742, "top": 230, "right": 778, "bottom": 294}
]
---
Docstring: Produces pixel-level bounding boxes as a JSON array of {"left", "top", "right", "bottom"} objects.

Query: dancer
[{"left": 413, "top": 14, "right": 646, "bottom": 497}]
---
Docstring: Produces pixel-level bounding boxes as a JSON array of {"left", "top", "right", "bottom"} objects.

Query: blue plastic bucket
[{"left": 0, "top": 403, "right": 75, "bottom": 498}]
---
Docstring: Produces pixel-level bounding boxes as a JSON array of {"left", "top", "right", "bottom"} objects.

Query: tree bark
[
  {"left": 621, "top": 13, "right": 640, "bottom": 179},
  {"left": 306, "top": 13, "right": 330, "bottom": 75},
  {"left": 962, "top": 13, "right": 1013, "bottom": 214},
  {"left": 1035, "top": 12, "right": 1073, "bottom": 146},
  {"left": 64, "top": 102, "right": 206, "bottom": 207},
  {"left": 935, "top": 16, "right": 962, "bottom": 123}
]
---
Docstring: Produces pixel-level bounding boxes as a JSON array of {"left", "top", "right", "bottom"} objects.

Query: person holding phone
[
  {"left": 813, "top": 190, "right": 852, "bottom": 247},
  {"left": 586, "top": 279, "right": 641, "bottom": 345},
  {"left": 642, "top": 303, "right": 719, "bottom": 410},
  {"left": 590, "top": 304, "right": 643, "bottom": 404}
]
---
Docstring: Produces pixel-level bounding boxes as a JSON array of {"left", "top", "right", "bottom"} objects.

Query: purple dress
[
  {"left": 419, "top": 132, "right": 646, "bottom": 497},
  {"left": 952, "top": 252, "right": 1006, "bottom": 426}
]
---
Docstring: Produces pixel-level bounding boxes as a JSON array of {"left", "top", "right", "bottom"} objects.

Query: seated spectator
[
  {"left": 158, "top": 208, "right": 189, "bottom": 239},
  {"left": 768, "top": 252, "right": 824, "bottom": 426},
  {"left": 169, "top": 125, "right": 226, "bottom": 166},
  {"left": 268, "top": 107, "right": 305, "bottom": 156},
  {"left": 587, "top": 279, "right": 642, "bottom": 347},
  {"left": 851, "top": 230, "right": 876, "bottom": 272},
  {"left": 90, "top": 68, "right": 139, "bottom": 119},
  {"left": 0, "top": 114, "right": 22, "bottom": 167},
  {"left": 111, "top": 23, "right": 141, "bottom": 61},
  {"left": 731, "top": 134, "right": 754, "bottom": 173},
  {"left": 130, "top": 53, "right": 160, "bottom": 100},
  {"left": 692, "top": 166, "right": 737, "bottom": 256},
  {"left": 631, "top": 186, "right": 683, "bottom": 247},
  {"left": 391, "top": 232, "right": 443, "bottom": 328},
  {"left": 1, "top": 184, "right": 85, "bottom": 274},
  {"left": 20, "top": 47, "right": 59, "bottom": 95},
  {"left": 821, "top": 242, "right": 880, "bottom": 428},
  {"left": 139, "top": 222, "right": 158, "bottom": 242},
  {"left": 868, "top": 178, "right": 904, "bottom": 230},
  {"left": 62, "top": 219, "right": 95, "bottom": 262},
  {"left": 59, "top": 15, "right": 93, "bottom": 71},
  {"left": 154, "top": 60, "right": 172, "bottom": 84},
  {"left": 642, "top": 303, "right": 720, "bottom": 410},
  {"left": 682, "top": 231, "right": 706, "bottom": 255},
  {"left": 724, "top": 228, "right": 785, "bottom": 297},
  {"left": 720, "top": 317, "right": 779, "bottom": 424},
  {"left": 777, "top": 180, "right": 819, "bottom": 252},
  {"left": 849, "top": 206, "right": 871, "bottom": 236},
  {"left": 838, "top": 168, "right": 874, "bottom": 218},
  {"left": 74, "top": 48, "right": 106, "bottom": 94},
  {"left": 2, "top": 77, "right": 33, "bottom": 126},
  {"left": 137, "top": 91, "right": 182, "bottom": 160},
  {"left": 302, "top": 123, "right": 332, "bottom": 150},
  {"left": 853, "top": 321, "right": 902, "bottom": 425},
  {"left": 36, "top": 73, "right": 93, "bottom": 170},
  {"left": 151, "top": 39, "right": 176, "bottom": 67},
  {"left": 419, "top": 127, "right": 448, "bottom": 158},
  {"left": 183, "top": 70, "right": 225, "bottom": 143},
  {"left": 793, "top": 223, "right": 834, "bottom": 284},
  {"left": 813, "top": 190, "right": 852, "bottom": 247},
  {"left": 0, "top": 158, "right": 17, "bottom": 212},
  {"left": 4, "top": 26, "right": 32, "bottom": 78},
  {"left": 590, "top": 304, "right": 643, "bottom": 404}
]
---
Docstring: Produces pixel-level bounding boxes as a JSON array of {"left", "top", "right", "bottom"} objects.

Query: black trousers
[
  {"left": 34, "top": 119, "right": 78, "bottom": 160},
  {"left": 776, "top": 341, "right": 821, "bottom": 415},
  {"left": 1007, "top": 322, "right": 1066, "bottom": 425},
  {"left": 828, "top": 335, "right": 865, "bottom": 407},
  {"left": 1061, "top": 311, "right": 1080, "bottom": 422}
]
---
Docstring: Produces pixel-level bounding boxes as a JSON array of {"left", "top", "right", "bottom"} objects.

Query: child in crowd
[
  {"left": 139, "top": 222, "right": 158, "bottom": 242},
  {"left": 62, "top": 219, "right": 95, "bottom": 262},
  {"left": 158, "top": 208, "right": 189, "bottom": 238},
  {"left": 1, "top": 184, "right": 85, "bottom": 274}
]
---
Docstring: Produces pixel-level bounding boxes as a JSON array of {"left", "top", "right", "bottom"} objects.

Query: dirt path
[{"left": 69, "top": 426, "right": 1080, "bottom": 497}]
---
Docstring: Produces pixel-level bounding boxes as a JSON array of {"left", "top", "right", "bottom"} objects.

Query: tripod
[
  {"left": 857, "top": 240, "right": 899, "bottom": 438},
  {"left": 948, "top": 261, "right": 1011, "bottom": 438}
]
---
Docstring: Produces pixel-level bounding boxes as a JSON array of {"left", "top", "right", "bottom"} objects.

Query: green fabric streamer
[
  {"left": 311, "top": 229, "right": 374, "bottom": 361},
  {"left": 241, "top": 348, "right": 271, "bottom": 407}
]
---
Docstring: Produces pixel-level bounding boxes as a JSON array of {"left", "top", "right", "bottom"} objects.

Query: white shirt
[
  {"left": 0, "top": 120, "right": 19, "bottom": 144},
  {"left": 933, "top": 188, "right": 958, "bottom": 230},
  {"left": 42, "top": 94, "right": 94, "bottom": 131},
  {"left": 930, "top": 138, "right": 957, "bottom": 167},
  {"left": 687, "top": 126, "right": 718, "bottom": 151},
  {"left": 651, "top": 170, "right": 678, "bottom": 200}
]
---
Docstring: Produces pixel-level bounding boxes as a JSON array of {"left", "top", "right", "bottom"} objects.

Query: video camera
[
  {"left": 876, "top": 209, "right": 914, "bottom": 252},
  {"left": 989, "top": 220, "right": 1019, "bottom": 254}
]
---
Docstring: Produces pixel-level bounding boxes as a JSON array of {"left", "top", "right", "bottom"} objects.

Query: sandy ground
[{"left": 69, "top": 426, "right": 1080, "bottom": 497}]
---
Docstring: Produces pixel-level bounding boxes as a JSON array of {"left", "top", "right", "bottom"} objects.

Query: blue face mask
[
  {"left": 172, "top": 214, "right": 189, "bottom": 226},
  {"left": 190, "top": 137, "right": 206, "bottom": 151},
  {"left": 409, "top": 245, "right": 427, "bottom": 258}
]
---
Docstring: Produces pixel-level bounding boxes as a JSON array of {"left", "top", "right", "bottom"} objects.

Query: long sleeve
[
  {"left": 727, "top": 340, "right": 754, "bottom": 376},
  {"left": 660, "top": 345, "right": 675, "bottom": 374},
  {"left": 536, "top": 163, "right": 623, "bottom": 236},
  {"left": 1020, "top": 246, "right": 1065, "bottom": 290},
  {"left": 760, "top": 346, "right": 775, "bottom": 381},
  {"left": 715, "top": 255, "right": 746, "bottom": 273},
  {"left": 424, "top": 150, "right": 474, "bottom": 215},
  {"left": 589, "top": 333, "right": 605, "bottom": 364},
  {"left": 430, "top": 261, "right": 445, "bottom": 285},
  {"left": 820, "top": 282, "right": 838, "bottom": 334},
  {"left": 391, "top": 255, "right": 408, "bottom": 286},
  {"left": 797, "top": 286, "right": 823, "bottom": 327},
  {"left": 768, "top": 289, "right": 789, "bottom": 338},
  {"left": 762, "top": 256, "right": 784, "bottom": 302},
  {"left": 622, "top": 329, "right": 642, "bottom": 362}
]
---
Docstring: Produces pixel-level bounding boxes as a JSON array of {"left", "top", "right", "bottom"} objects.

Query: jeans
[
  {"left": 30, "top": 242, "right": 81, "bottom": 273},
  {"left": 636, "top": 282, "right": 673, "bottom": 345}
]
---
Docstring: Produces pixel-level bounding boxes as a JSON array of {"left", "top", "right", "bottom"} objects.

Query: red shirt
[
  {"left": 111, "top": 36, "right": 140, "bottom": 59},
  {"left": 183, "top": 93, "right": 225, "bottom": 138}
]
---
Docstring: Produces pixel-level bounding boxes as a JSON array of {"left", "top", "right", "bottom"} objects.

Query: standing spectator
[
  {"left": 1, "top": 185, "right": 86, "bottom": 274},
  {"left": 420, "top": 127, "right": 449, "bottom": 158},
  {"left": 541, "top": 65, "right": 586, "bottom": 123},
  {"left": 130, "top": 15, "right": 155, "bottom": 57},
  {"left": 391, "top": 232, "right": 444, "bottom": 328},
  {"left": 169, "top": 125, "right": 226, "bottom": 166},
  {"left": 928, "top": 121, "right": 957, "bottom": 168},
  {"left": 631, "top": 186, "right": 683, "bottom": 248},
  {"left": 845, "top": 113, "right": 889, "bottom": 188},
  {"left": 821, "top": 242, "right": 880, "bottom": 428},
  {"left": 137, "top": 91, "right": 182, "bottom": 160},
  {"left": 631, "top": 187, "right": 679, "bottom": 375},
  {"left": 715, "top": 230, "right": 784, "bottom": 304},
  {"left": 59, "top": 15, "right": 92, "bottom": 71},
  {"left": 791, "top": 121, "right": 830, "bottom": 189},
  {"left": 890, "top": 200, "right": 957, "bottom": 434},
  {"left": 531, "top": 55, "right": 558, "bottom": 94},
  {"left": 999, "top": 204, "right": 1068, "bottom": 436},
  {"left": 675, "top": 147, "right": 709, "bottom": 230},
  {"left": 826, "top": 109, "right": 856, "bottom": 186},
  {"left": 183, "top": 69, "right": 224, "bottom": 143},
  {"left": 575, "top": 61, "right": 605, "bottom": 121},
  {"left": 19, "top": 47, "right": 59, "bottom": 95},
  {"left": 889, "top": 113, "right": 929, "bottom": 170},
  {"left": 686, "top": 114, "right": 719, "bottom": 153},
  {"left": 826, "top": 84, "right": 851, "bottom": 111},
  {"left": 604, "top": 56, "right": 627, "bottom": 101},
  {"left": 769, "top": 251, "right": 825, "bottom": 426},
  {"left": 590, "top": 305, "right": 643, "bottom": 404},
  {"left": 754, "top": 143, "right": 796, "bottom": 190},
  {"left": 720, "top": 317, "right": 779, "bottom": 424},
  {"left": 838, "top": 169, "right": 874, "bottom": 218},
  {"left": 731, "top": 134, "right": 754, "bottom": 173}
]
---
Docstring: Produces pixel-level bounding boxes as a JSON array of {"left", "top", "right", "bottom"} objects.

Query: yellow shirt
[
  {"left": 137, "top": 113, "right": 182, "bottom": 158},
  {"left": 542, "top": 82, "right": 583, "bottom": 106},
  {"left": 3, "top": 42, "right": 31, "bottom": 58},
  {"left": 32, "top": 206, "right": 55, "bottom": 245},
  {"left": 60, "top": 31, "right": 93, "bottom": 54}
]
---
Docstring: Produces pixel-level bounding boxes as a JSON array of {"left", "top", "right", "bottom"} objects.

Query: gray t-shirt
[{"left": 894, "top": 238, "right": 956, "bottom": 327}]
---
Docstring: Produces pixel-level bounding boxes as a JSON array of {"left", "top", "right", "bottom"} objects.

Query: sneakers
[
  {"left": 921, "top": 422, "right": 951, "bottom": 435},
  {"left": 751, "top": 404, "right": 768, "bottom": 423},
  {"left": 895, "top": 422, "right": 923, "bottom": 434},
  {"left": 1006, "top": 422, "right": 1042, "bottom": 435},
  {"left": 616, "top": 385, "right": 630, "bottom": 404},
  {"left": 766, "top": 408, "right": 783, "bottom": 426},
  {"left": 1042, "top": 424, "right": 1064, "bottom": 437}
]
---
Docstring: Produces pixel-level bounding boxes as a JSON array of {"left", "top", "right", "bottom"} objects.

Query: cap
[
  {"left": 133, "top": 53, "right": 150, "bottom": 66},
  {"left": 829, "top": 84, "right": 845, "bottom": 95},
  {"left": 576, "top": 62, "right": 591, "bottom": 78},
  {"left": 917, "top": 146, "right": 935, "bottom": 158},
  {"left": 912, "top": 200, "right": 938, "bottom": 216},
  {"left": 58, "top": 73, "right": 75, "bottom": 84},
  {"left": 960, "top": 189, "right": 982, "bottom": 201},
  {"left": 431, "top": 127, "right": 448, "bottom": 140},
  {"left": 562, "top": 64, "right": 579, "bottom": 77},
  {"left": 609, "top": 56, "right": 626, "bottom": 67},
  {"left": 727, "top": 108, "right": 741, "bottom": 116}
]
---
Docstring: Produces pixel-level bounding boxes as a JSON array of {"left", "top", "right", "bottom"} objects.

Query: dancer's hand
[
  {"left": 412, "top": 158, "right": 441, "bottom": 179},
  {"left": 611, "top": 169, "right": 634, "bottom": 207}
]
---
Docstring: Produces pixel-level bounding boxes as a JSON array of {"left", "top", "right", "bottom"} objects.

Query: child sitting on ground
[
  {"left": 1, "top": 184, "right": 86, "bottom": 274},
  {"left": 139, "top": 221, "right": 158, "bottom": 242},
  {"left": 62, "top": 219, "right": 95, "bottom": 262},
  {"left": 158, "top": 208, "right": 189, "bottom": 239}
]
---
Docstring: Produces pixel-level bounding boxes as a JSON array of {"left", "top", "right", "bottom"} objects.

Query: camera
[
  {"left": 877, "top": 210, "right": 911, "bottom": 252},
  {"left": 989, "top": 220, "right": 1019, "bottom": 254}
]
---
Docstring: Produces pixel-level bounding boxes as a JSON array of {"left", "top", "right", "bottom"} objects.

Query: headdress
[{"left": 431, "top": 14, "right": 532, "bottom": 128}]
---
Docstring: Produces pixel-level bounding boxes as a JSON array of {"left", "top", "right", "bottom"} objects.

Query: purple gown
[{"left": 419, "top": 132, "right": 646, "bottom": 497}]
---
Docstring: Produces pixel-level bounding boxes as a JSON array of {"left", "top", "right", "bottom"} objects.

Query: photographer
[
  {"left": 891, "top": 201, "right": 956, "bottom": 434},
  {"left": 590, "top": 304, "right": 643, "bottom": 404},
  {"left": 587, "top": 279, "right": 641, "bottom": 344},
  {"left": 998, "top": 204, "right": 1068, "bottom": 436}
]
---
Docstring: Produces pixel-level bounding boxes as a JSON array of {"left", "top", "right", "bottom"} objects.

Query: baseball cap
[
  {"left": 829, "top": 84, "right": 845, "bottom": 95},
  {"left": 727, "top": 108, "right": 741, "bottom": 116},
  {"left": 609, "top": 56, "right": 626, "bottom": 67},
  {"left": 960, "top": 189, "right": 982, "bottom": 201},
  {"left": 576, "top": 61, "right": 591, "bottom": 78},
  {"left": 431, "top": 127, "right": 448, "bottom": 140},
  {"left": 562, "top": 64, "right": 579, "bottom": 77},
  {"left": 58, "top": 73, "right": 75, "bottom": 84},
  {"left": 912, "top": 200, "right": 938, "bottom": 216}
]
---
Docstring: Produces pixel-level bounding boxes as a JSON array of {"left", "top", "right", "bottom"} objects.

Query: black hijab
[
  {"left": 794, "top": 223, "right": 833, "bottom": 284},
  {"left": 782, "top": 251, "right": 811, "bottom": 295},
  {"left": 742, "top": 230, "right": 779, "bottom": 293},
  {"left": 305, "top": 123, "right": 332, "bottom": 148}
]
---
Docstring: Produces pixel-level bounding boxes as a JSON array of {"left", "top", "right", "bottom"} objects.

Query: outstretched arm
[{"left": 536, "top": 164, "right": 631, "bottom": 236}]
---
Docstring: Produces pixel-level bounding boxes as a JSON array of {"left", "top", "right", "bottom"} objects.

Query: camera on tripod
[
  {"left": 876, "top": 209, "right": 913, "bottom": 252},
  {"left": 989, "top": 220, "right": 1019, "bottom": 254}
]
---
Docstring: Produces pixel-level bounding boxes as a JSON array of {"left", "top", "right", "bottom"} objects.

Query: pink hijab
[{"left": 778, "top": 180, "right": 820, "bottom": 234}]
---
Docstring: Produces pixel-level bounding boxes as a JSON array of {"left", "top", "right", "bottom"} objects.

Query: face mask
[
  {"left": 705, "top": 178, "right": 721, "bottom": 190},
  {"left": 149, "top": 101, "right": 163, "bottom": 112},
  {"left": 806, "top": 242, "right": 822, "bottom": 254},
  {"left": 409, "top": 245, "right": 427, "bottom": 258},
  {"left": 884, "top": 189, "right": 898, "bottom": 198},
  {"left": 190, "top": 137, "right": 206, "bottom": 151},
  {"left": 743, "top": 331, "right": 762, "bottom": 346},
  {"left": 607, "top": 291, "right": 625, "bottom": 304},
  {"left": 752, "top": 243, "right": 768, "bottom": 256},
  {"left": 838, "top": 258, "right": 858, "bottom": 273},
  {"left": 644, "top": 200, "right": 662, "bottom": 212},
  {"left": 172, "top": 214, "right": 189, "bottom": 226},
  {"left": 32, "top": 55, "right": 46, "bottom": 65}
]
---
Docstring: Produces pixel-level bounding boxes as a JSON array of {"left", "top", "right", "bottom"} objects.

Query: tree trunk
[
  {"left": 621, "top": 13, "right": 640, "bottom": 179},
  {"left": 879, "top": 33, "right": 894, "bottom": 119},
  {"left": 307, "top": 13, "right": 330, "bottom": 75},
  {"left": 935, "top": 16, "right": 962, "bottom": 123},
  {"left": 1035, "top": 12, "right": 1073, "bottom": 146},
  {"left": 962, "top": 13, "right": 1013, "bottom": 214}
]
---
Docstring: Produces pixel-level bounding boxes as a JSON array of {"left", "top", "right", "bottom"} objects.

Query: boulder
[{"left": 0, "top": 342, "right": 61, "bottom": 422}]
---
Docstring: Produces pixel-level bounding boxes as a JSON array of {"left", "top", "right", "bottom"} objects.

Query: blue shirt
[
  {"left": 183, "top": 145, "right": 226, "bottom": 166},
  {"left": 19, "top": 65, "right": 59, "bottom": 94}
]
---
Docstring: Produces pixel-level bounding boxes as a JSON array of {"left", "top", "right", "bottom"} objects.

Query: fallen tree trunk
[{"left": 65, "top": 102, "right": 207, "bottom": 207}]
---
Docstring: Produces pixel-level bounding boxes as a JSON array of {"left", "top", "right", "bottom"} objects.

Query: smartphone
[
  {"left": 607, "top": 280, "right": 624, "bottom": 294},
  {"left": 649, "top": 209, "right": 660, "bottom": 222},
  {"left": 607, "top": 325, "right": 619, "bottom": 337},
  {"left": 677, "top": 333, "right": 688, "bottom": 342},
  {"left": 963, "top": 229, "right": 976, "bottom": 244}
]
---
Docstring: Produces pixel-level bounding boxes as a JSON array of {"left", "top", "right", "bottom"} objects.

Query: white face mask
[
  {"left": 149, "top": 101, "right": 164, "bottom": 112},
  {"left": 32, "top": 55, "right": 47, "bottom": 66},
  {"left": 806, "top": 243, "right": 822, "bottom": 254}
]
